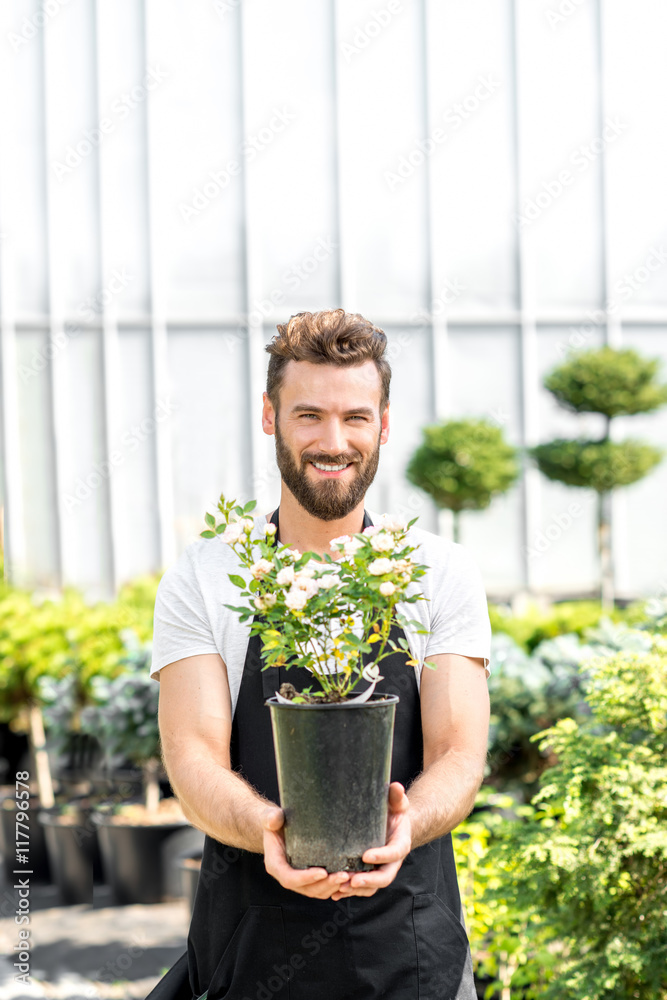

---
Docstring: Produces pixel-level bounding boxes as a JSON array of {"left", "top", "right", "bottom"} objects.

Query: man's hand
[
  {"left": 331, "top": 782, "right": 412, "bottom": 900},
  {"left": 262, "top": 806, "right": 353, "bottom": 899}
]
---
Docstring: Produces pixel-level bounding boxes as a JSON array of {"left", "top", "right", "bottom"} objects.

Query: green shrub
[{"left": 478, "top": 635, "right": 667, "bottom": 999}]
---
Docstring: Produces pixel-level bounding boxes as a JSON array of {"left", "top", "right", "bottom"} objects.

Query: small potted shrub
[
  {"left": 83, "top": 634, "right": 189, "bottom": 904},
  {"left": 200, "top": 494, "right": 429, "bottom": 872}
]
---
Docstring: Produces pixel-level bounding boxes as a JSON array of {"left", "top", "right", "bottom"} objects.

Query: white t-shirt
[{"left": 150, "top": 509, "right": 492, "bottom": 715}]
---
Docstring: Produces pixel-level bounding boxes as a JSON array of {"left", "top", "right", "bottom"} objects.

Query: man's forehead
[{"left": 280, "top": 359, "right": 382, "bottom": 403}]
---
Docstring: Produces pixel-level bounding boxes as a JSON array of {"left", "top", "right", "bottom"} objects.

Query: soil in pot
[
  {"left": 268, "top": 692, "right": 398, "bottom": 873},
  {"left": 93, "top": 797, "right": 190, "bottom": 905}
]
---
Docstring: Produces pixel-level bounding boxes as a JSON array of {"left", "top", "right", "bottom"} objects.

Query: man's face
[{"left": 262, "top": 360, "right": 390, "bottom": 521}]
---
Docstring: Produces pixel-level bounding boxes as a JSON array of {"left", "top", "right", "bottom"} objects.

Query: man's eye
[{"left": 348, "top": 415, "right": 366, "bottom": 421}]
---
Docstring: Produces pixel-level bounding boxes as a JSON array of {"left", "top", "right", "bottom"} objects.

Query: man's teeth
[{"left": 312, "top": 461, "right": 349, "bottom": 472}]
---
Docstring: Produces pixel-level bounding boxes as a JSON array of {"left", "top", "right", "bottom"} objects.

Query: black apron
[{"left": 148, "top": 508, "right": 475, "bottom": 1000}]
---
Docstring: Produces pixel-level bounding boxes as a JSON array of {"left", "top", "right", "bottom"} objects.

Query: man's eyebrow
[{"left": 291, "top": 404, "right": 376, "bottom": 417}]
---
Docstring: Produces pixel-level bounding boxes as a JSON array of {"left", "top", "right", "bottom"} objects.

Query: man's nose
[{"left": 317, "top": 418, "right": 347, "bottom": 456}]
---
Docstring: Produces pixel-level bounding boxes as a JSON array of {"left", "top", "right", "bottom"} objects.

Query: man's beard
[{"left": 274, "top": 419, "right": 381, "bottom": 521}]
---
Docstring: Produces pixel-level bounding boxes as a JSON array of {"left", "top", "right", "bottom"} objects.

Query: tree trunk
[
  {"left": 28, "top": 704, "right": 55, "bottom": 808},
  {"left": 452, "top": 510, "right": 461, "bottom": 544},
  {"left": 143, "top": 758, "right": 161, "bottom": 813},
  {"left": 598, "top": 490, "right": 614, "bottom": 611}
]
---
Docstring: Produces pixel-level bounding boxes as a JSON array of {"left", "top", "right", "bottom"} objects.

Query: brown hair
[{"left": 265, "top": 308, "right": 391, "bottom": 413}]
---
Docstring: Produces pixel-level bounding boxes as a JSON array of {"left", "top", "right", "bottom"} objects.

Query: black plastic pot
[
  {"left": 0, "top": 792, "right": 51, "bottom": 883},
  {"left": 38, "top": 807, "right": 103, "bottom": 905},
  {"left": 92, "top": 813, "right": 189, "bottom": 904},
  {"left": 267, "top": 692, "right": 398, "bottom": 872}
]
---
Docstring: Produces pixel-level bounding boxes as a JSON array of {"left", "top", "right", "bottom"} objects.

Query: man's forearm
[
  {"left": 166, "top": 752, "right": 276, "bottom": 853},
  {"left": 407, "top": 748, "right": 485, "bottom": 849}
]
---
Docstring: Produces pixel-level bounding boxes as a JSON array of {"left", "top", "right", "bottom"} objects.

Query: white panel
[
  {"left": 168, "top": 328, "right": 253, "bottom": 553},
  {"left": 426, "top": 0, "right": 518, "bottom": 313},
  {"left": 365, "top": 324, "right": 437, "bottom": 532},
  {"left": 448, "top": 326, "right": 523, "bottom": 592},
  {"left": 43, "top": 0, "right": 101, "bottom": 314},
  {"left": 5, "top": 0, "right": 49, "bottom": 317},
  {"left": 241, "top": 0, "right": 340, "bottom": 315},
  {"left": 94, "top": 0, "right": 151, "bottom": 317},
  {"left": 335, "top": 0, "right": 428, "bottom": 315},
  {"left": 603, "top": 1, "right": 667, "bottom": 310},
  {"left": 112, "top": 327, "right": 161, "bottom": 583},
  {"left": 52, "top": 329, "right": 113, "bottom": 598},
  {"left": 15, "top": 330, "right": 59, "bottom": 586},
  {"left": 614, "top": 327, "right": 667, "bottom": 596},
  {"left": 146, "top": 0, "right": 245, "bottom": 319},
  {"left": 515, "top": 0, "right": 603, "bottom": 311}
]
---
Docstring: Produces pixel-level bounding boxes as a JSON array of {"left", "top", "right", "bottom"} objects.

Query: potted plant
[
  {"left": 82, "top": 633, "right": 190, "bottom": 904},
  {"left": 200, "top": 494, "right": 429, "bottom": 872}
]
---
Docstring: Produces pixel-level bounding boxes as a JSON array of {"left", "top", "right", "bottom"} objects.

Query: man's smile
[{"left": 308, "top": 460, "right": 354, "bottom": 477}]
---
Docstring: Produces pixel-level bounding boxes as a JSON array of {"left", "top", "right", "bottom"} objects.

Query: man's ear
[
  {"left": 380, "top": 401, "right": 390, "bottom": 445},
  {"left": 262, "top": 392, "right": 276, "bottom": 436}
]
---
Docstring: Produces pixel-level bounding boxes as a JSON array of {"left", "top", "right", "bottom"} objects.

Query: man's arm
[
  {"left": 158, "top": 653, "right": 353, "bottom": 898},
  {"left": 331, "top": 652, "right": 489, "bottom": 900},
  {"left": 158, "top": 653, "right": 269, "bottom": 852},
  {"left": 407, "top": 652, "right": 490, "bottom": 847}
]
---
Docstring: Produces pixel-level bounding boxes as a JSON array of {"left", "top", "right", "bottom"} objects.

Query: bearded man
[{"left": 148, "top": 308, "right": 491, "bottom": 1000}]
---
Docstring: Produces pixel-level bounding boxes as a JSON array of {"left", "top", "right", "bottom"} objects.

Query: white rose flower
[
  {"left": 330, "top": 534, "right": 351, "bottom": 550},
  {"left": 282, "top": 548, "right": 301, "bottom": 563},
  {"left": 379, "top": 513, "right": 406, "bottom": 533},
  {"left": 370, "top": 531, "right": 395, "bottom": 553},
  {"left": 379, "top": 581, "right": 396, "bottom": 596},
  {"left": 293, "top": 574, "right": 319, "bottom": 598},
  {"left": 296, "top": 562, "right": 317, "bottom": 578},
  {"left": 263, "top": 592, "right": 277, "bottom": 608},
  {"left": 362, "top": 525, "right": 380, "bottom": 537},
  {"left": 343, "top": 537, "right": 364, "bottom": 557},
  {"left": 263, "top": 523, "right": 277, "bottom": 536},
  {"left": 250, "top": 558, "right": 273, "bottom": 579},
  {"left": 220, "top": 522, "right": 244, "bottom": 544},
  {"left": 317, "top": 572, "right": 341, "bottom": 590},
  {"left": 285, "top": 588, "right": 308, "bottom": 611},
  {"left": 276, "top": 566, "right": 296, "bottom": 586},
  {"left": 368, "top": 558, "right": 393, "bottom": 576},
  {"left": 253, "top": 596, "right": 265, "bottom": 610}
]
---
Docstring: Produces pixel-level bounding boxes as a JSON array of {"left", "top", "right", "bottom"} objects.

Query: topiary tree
[
  {"left": 405, "top": 418, "right": 520, "bottom": 543},
  {"left": 530, "top": 347, "right": 667, "bottom": 609}
]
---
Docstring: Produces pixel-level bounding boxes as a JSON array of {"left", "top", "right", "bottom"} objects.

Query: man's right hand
[{"left": 262, "top": 806, "right": 352, "bottom": 899}]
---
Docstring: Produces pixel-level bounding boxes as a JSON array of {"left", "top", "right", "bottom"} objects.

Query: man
[{"left": 148, "top": 309, "right": 491, "bottom": 1000}]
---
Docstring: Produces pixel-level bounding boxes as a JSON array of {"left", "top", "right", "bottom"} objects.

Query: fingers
[{"left": 262, "top": 809, "right": 352, "bottom": 898}]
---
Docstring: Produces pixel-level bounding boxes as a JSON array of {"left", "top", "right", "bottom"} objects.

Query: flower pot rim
[{"left": 265, "top": 692, "right": 399, "bottom": 710}]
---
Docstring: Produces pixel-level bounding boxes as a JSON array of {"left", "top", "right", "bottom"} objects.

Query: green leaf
[
  {"left": 200, "top": 530, "right": 216, "bottom": 539},
  {"left": 205, "top": 512, "right": 216, "bottom": 528},
  {"left": 215, "top": 523, "right": 226, "bottom": 534},
  {"left": 228, "top": 574, "right": 246, "bottom": 589},
  {"left": 243, "top": 500, "right": 257, "bottom": 513},
  {"left": 233, "top": 505, "right": 244, "bottom": 516}
]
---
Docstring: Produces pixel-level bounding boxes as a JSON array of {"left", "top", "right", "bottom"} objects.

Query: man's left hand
[{"left": 330, "top": 781, "right": 412, "bottom": 900}]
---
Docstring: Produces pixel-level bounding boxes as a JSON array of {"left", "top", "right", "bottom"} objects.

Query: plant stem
[
  {"left": 28, "top": 704, "right": 54, "bottom": 808},
  {"left": 598, "top": 490, "right": 615, "bottom": 611},
  {"left": 143, "top": 758, "right": 160, "bottom": 813}
]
